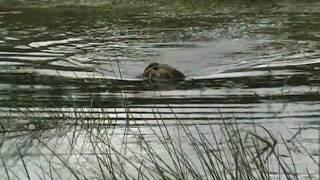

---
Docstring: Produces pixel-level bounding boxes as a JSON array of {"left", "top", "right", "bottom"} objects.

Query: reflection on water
[{"left": 0, "top": 1, "right": 320, "bottom": 179}]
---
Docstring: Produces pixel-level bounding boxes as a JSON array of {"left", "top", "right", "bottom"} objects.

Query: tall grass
[{"left": 3, "top": 105, "right": 316, "bottom": 180}]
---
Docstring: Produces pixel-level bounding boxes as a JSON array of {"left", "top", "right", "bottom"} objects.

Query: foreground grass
[{"left": 1, "top": 105, "right": 317, "bottom": 180}]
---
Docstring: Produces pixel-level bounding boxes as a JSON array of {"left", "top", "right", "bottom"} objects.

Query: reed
[{"left": 6, "top": 105, "right": 314, "bottom": 180}]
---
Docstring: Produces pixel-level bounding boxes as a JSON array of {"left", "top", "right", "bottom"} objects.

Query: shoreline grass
[
  {"left": 0, "top": 0, "right": 282, "bottom": 11},
  {"left": 2, "top": 105, "right": 318, "bottom": 180}
]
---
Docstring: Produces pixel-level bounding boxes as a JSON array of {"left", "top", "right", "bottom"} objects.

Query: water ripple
[{"left": 28, "top": 38, "right": 82, "bottom": 48}]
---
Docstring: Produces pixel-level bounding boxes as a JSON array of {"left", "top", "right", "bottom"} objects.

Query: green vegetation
[
  {"left": 2, "top": 106, "right": 316, "bottom": 180},
  {"left": 0, "top": 0, "right": 275, "bottom": 10}
]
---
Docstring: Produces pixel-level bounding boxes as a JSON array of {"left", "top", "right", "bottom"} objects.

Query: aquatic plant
[{"left": 3, "top": 105, "right": 316, "bottom": 180}]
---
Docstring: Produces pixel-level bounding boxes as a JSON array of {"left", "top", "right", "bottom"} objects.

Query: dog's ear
[{"left": 144, "top": 62, "right": 159, "bottom": 71}]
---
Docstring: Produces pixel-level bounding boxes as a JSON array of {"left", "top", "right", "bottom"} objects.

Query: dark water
[{"left": 0, "top": 1, "right": 320, "bottom": 179}]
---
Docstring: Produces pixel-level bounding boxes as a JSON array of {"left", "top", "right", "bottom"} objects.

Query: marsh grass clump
[{"left": 8, "top": 105, "right": 314, "bottom": 180}]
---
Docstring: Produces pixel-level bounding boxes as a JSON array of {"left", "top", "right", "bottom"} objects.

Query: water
[{"left": 0, "top": 1, "right": 320, "bottom": 179}]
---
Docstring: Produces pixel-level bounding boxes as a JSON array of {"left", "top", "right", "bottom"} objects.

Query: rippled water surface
[{"left": 1, "top": 1, "right": 320, "bottom": 179}]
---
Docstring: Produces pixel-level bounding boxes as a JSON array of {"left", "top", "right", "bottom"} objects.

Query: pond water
[{"left": 0, "top": 1, "right": 320, "bottom": 179}]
